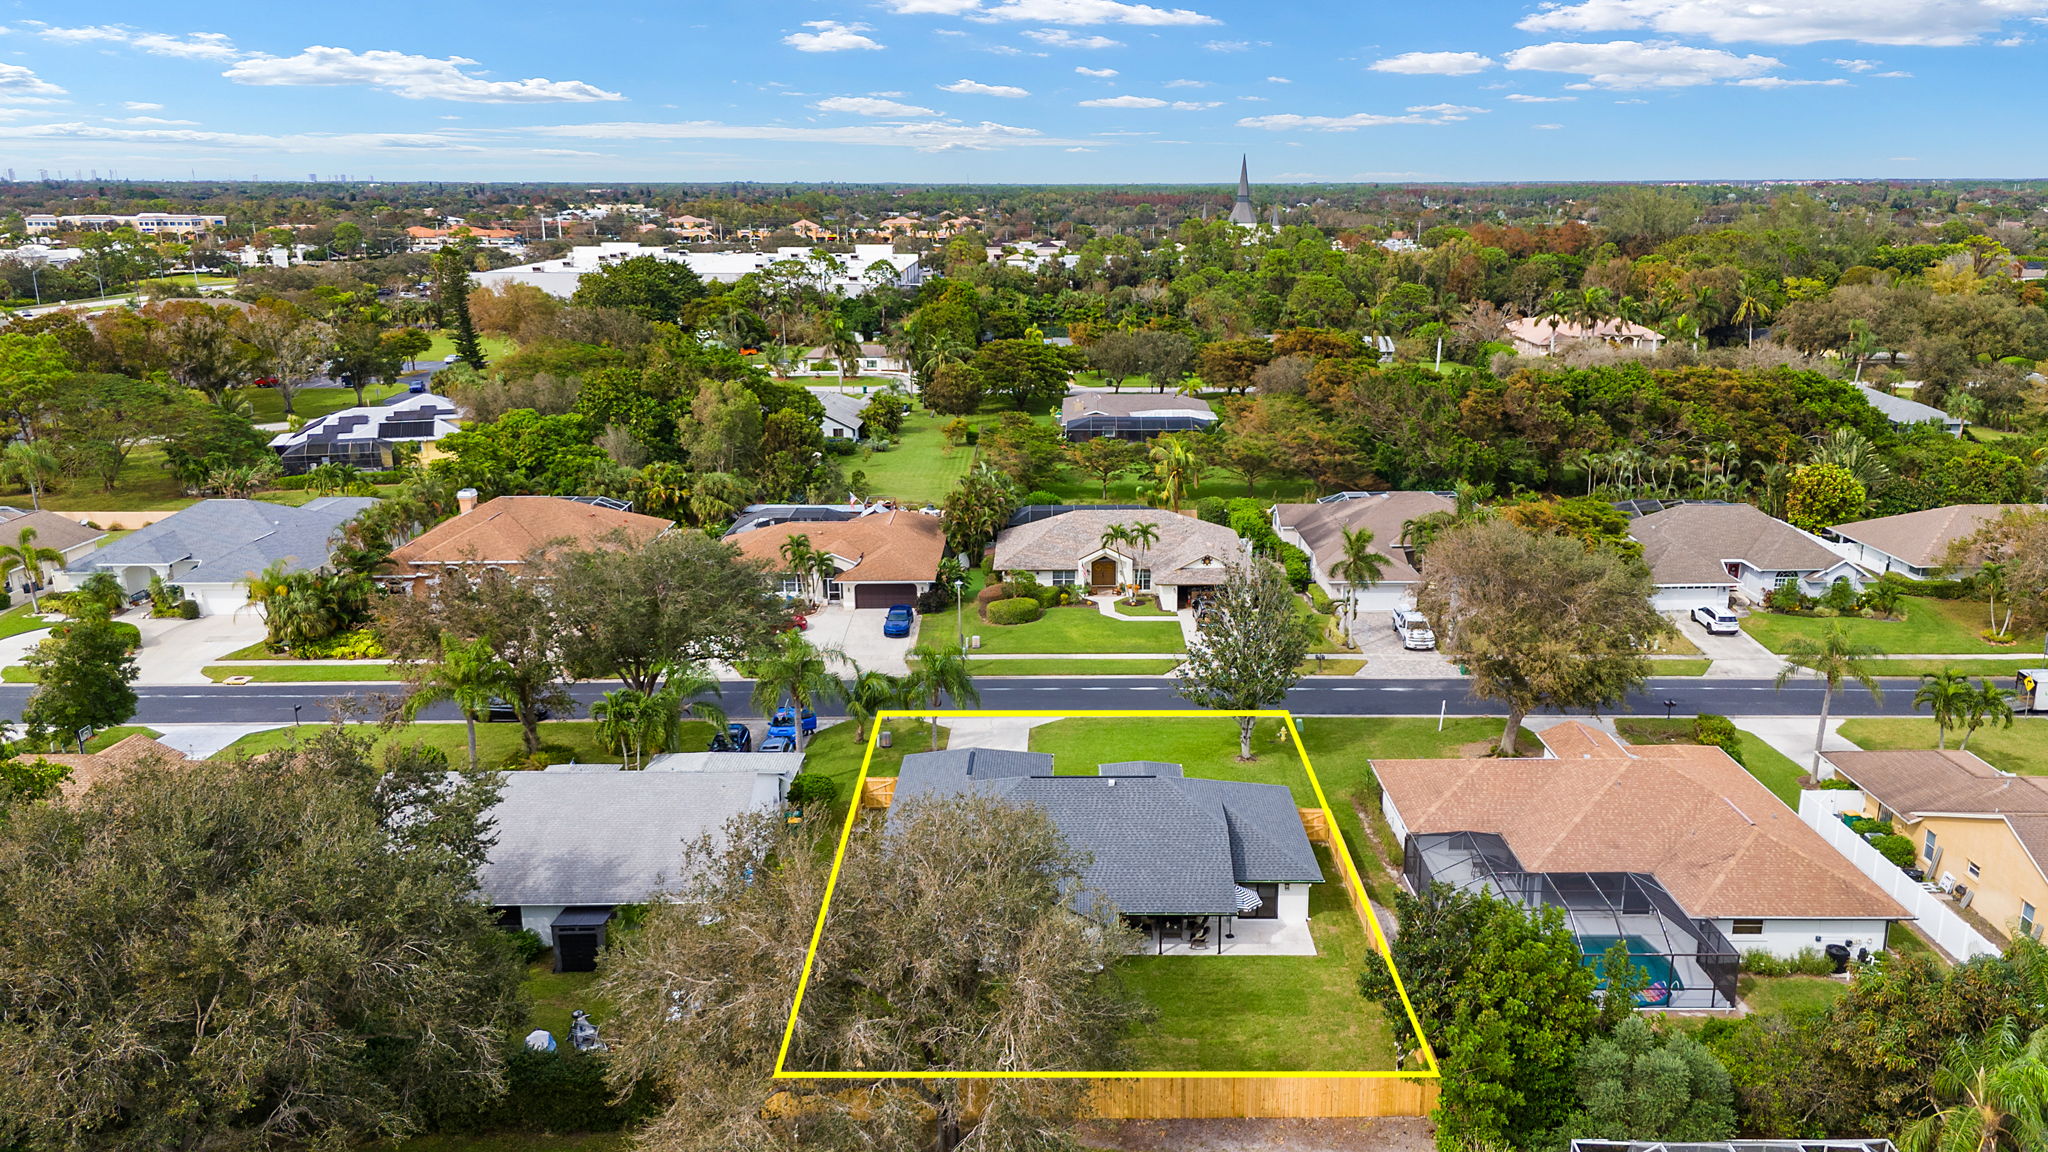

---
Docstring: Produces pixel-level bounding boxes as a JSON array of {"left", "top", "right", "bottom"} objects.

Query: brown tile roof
[
  {"left": 35, "top": 734, "right": 192, "bottom": 797},
  {"left": 1272, "top": 492, "right": 1452, "bottom": 585},
  {"left": 992, "top": 509, "right": 1243, "bottom": 587},
  {"left": 726, "top": 509, "right": 944, "bottom": 583},
  {"left": 1831, "top": 505, "right": 2043, "bottom": 569},
  {"left": 1823, "top": 749, "right": 2048, "bottom": 817},
  {"left": 1629, "top": 503, "right": 1842, "bottom": 585},
  {"left": 0, "top": 509, "right": 107, "bottom": 554},
  {"left": 389, "top": 497, "right": 672, "bottom": 567},
  {"left": 2004, "top": 814, "right": 2048, "bottom": 881},
  {"left": 1375, "top": 721, "right": 1905, "bottom": 921}
]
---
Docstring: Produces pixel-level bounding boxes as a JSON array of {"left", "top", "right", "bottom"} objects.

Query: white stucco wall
[
  {"left": 517, "top": 904, "right": 567, "bottom": 939},
  {"left": 1278, "top": 882, "right": 1311, "bottom": 925},
  {"left": 1714, "top": 917, "right": 1891, "bottom": 960}
]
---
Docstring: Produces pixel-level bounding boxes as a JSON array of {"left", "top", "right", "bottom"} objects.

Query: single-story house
[
  {"left": 1628, "top": 502, "right": 1865, "bottom": 611},
  {"left": 478, "top": 753, "right": 804, "bottom": 971},
  {"left": 1823, "top": 749, "right": 2048, "bottom": 943},
  {"left": 1828, "top": 504, "right": 2042, "bottom": 581},
  {"left": 725, "top": 506, "right": 945, "bottom": 609},
  {"left": 991, "top": 508, "right": 1245, "bottom": 611},
  {"left": 63, "top": 497, "right": 375, "bottom": 615},
  {"left": 0, "top": 508, "right": 106, "bottom": 598},
  {"left": 268, "top": 393, "right": 460, "bottom": 475},
  {"left": 813, "top": 391, "right": 869, "bottom": 440},
  {"left": 1271, "top": 491, "right": 1453, "bottom": 612},
  {"left": 795, "top": 343, "right": 908, "bottom": 376},
  {"left": 1504, "top": 316, "right": 1666, "bottom": 357},
  {"left": 1057, "top": 392, "right": 1218, "bottom": 441},
  {"left": 34, "top": 733, "right": 196, "bottom": 798},
  {"left": 1856, "top": 383, "right": 1963, "bottom": 436},
  {"left": 1377, "top": 722, "right": 1906, "bottom": 1007},
  {"left": 891, "top": 748, "right": 1323, "bottom": 952},
  {"left": 383, "top": 493, "right": 673, "bottom": 596}
]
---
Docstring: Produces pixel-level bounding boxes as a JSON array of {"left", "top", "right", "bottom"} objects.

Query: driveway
[
  {"left": 802, "top": 605, "right": 916, "bottom": 675},
  {"left": 1343, "top": 610, "right": 1457, "bottom": 678},
  {"left": 131, "top": 613, "right": 269, "bottom": 685},
  {"left": 1669, "top": 611, "right": 1785, "bottom": 679}
]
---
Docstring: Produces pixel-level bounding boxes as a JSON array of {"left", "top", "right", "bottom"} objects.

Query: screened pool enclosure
[{"left": 1406, "top": 830, "right": 1739, "bottom": 1010}]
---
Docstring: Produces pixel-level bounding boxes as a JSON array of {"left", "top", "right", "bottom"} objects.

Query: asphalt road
[{"left": 0, "top": 676, "right": 1942, "bottom": 728}]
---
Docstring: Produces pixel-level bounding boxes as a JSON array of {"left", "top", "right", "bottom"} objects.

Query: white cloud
[
  {"left": 877, "top": 0, "right": 984, "bottom": 12},
  {"left": 29, "top": 23, "right": 241, "bottom": 59},
  {"left": 783, "top": 20, "right": 885, "bottom": 52},
  {"left": 942, "top": 78, "right": 1032, "bottom": 95},
  {"left": 1265, "top": 75, "right": 1291, "bottom": 82},
  {"left": 1532, "top": 122, "right": 1564, "bottom": 129},
  {"left": 815, "top": 95, "right": 938, "bottom": 115},
  {"left": 1024, "top": 28, "right": 1124, "bottom": 47},
  {"left": 1505, "top": 92, "right": 1576, "bottom": 101},
  {"left": 105, "top": 115, "right": 200, "bottom": 124},
  {"left": 1066, "top": 146, "right": 1095, "bottom": 151},
  {"left": 122, "top": 101, "right": 163, "bottom": 111},
  {"left": 1204, "top": 39, "right": 1253, "bottom": 51},
  {"left": 1077, "top": 94, "right": 1217, "bottom": 108},
  {"left": 1831, "top": 57, "right": 1881, "bottom": 70},
  {"left": 526, "top": 118, "right": 1085, "bottom": 152},
  {"left": 0, "top": 121, "right": 492, "bottom": 152},
  {"left": 1164, "top": 78, "right": 1208, "bottom": 87},
  {"left": 1239, "top": 103, "right": 1485, "bottom": 130},
  {"left": 1733, "top": 76, "right": 1850, "bottom": 86},
  {"left": 1370, "top": 50, "right": 1496, "bottom": 75},
  {"left": 1503, "top": 40, "right": 1780, "bottom": 88},
  {"left": 1513, "top": 0, "right": 2048, "bottom": 46},
  {"left": 0, "top": 63, "right": 67, "bottom": 104},
  {"left": 1875, "top": 69, "right": 1915, "bottom": 76},
  {"left": 223, "top": 46, "right": 625, "bottom": 102},
  {"left": 1240, "top": 94, "right": 1268, "bottom": 100},
  {"left": 969, "top": 0, "right": 1219, "bottom": 25},
  {"left": 1075, "top": 65, "right": 1120, "bottom": 76}
]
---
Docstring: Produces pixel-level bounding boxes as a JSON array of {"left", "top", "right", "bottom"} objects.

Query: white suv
[{"left": 1691, "top": 605, "right": 1740, "bottom": 635}]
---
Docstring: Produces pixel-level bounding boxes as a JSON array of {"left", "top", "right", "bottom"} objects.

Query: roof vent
[{"left": 1105, "top": 778, "right": 1115, "bottom": 787}]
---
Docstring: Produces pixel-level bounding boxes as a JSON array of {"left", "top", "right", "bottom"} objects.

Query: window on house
[
  {"left": 780, "top": 578, "right": 805, "bottom": 597},
  {"left": 1731, "top": 920, "right": 1763, "bottom": 935},
  {"left": 2024, "top": 902, "right": 2038, "bottom": 938},
  {"left": 1968, "top": 861, "right": 1982, "bottom": 879},
  {"left": 1137, "top": 568, "right": 1152, "bottom": 590},
  {"left": 1924, "top": 830, "right": 1938, "bottom": 860},
  {"left": 1049, "top": 572, "right": 1076, "bottom": 587}
]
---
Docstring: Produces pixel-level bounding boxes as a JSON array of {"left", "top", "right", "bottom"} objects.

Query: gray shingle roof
[
  {"left": 1628, "top": 503, "right": 1841, "bottom": 585},
  {"left": 891, "top": 752, "right": 1321, "bottom": 916},
  {"left": 71, "top": 498, "right": 374, "bottom": 584},
  {"left": 1272, "top": 491, "right": 1453, "bottom": 585},
  {"left": 991, "top": 509, "right": 1244, "bottom": 588},
  {"left": 1856, "top": 383, "right": 1956, "bottom": 427},
  {"left": 814, "top": 391, "right": 868, "bottom": 432},
  {"left": 0, "top": 509, "right": 106, "bottom": 554}
]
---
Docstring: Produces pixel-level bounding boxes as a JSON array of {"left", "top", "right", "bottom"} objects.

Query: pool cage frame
[
  {"left": 1570, "top": 1143, "right": 1896, "bottom": 1152},
  {"left": 1059, "top": 413, "right": 1217, "bottom": 442},
  {"left": 1406, "top": 831, "right": 1739, "bottom": 1010}
]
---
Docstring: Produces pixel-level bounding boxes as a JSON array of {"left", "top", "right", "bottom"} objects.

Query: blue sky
[{"left": 0, "top": 0, "right": 2043, "bottom": 183}]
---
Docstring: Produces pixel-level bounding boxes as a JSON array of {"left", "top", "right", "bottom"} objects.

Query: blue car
[
  {"left": 766, "top": 707, "right": 818, "bottom": 739},
  {"left": 759, "top": 734, "right": 796, "bottom": 753},
  {"left": 882, "top": 603, "right": 915, "bottom": 638}
]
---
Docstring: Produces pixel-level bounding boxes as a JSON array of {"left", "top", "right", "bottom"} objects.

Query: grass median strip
[
  {"left": 204, "top": 663, "right": 399, "bottom": 682},
  {"left": 969, "top": 658, "right": 1182, "bottom": 675}
]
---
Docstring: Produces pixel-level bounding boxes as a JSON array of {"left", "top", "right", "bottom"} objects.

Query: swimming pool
[{"left": 1580, "top": 934, "right": 1679, "bottom": 1007}]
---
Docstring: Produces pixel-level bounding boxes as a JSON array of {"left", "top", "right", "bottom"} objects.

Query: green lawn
[
  {"left": 1743, "top": 597, "right": 2044, "bottom": 656},
  {"left": 1888, "top": 921, "right": 1939, "bottom": 961},
  {"left": 216, "top": 719, "right": 706, "bottom": 769},
  {"left": 1, "top": 445, "right": 193, "bottom": 512},
  {"left": 17, "top": 725, "right": 163, "bottom": 755},
  {"left": 1864, "top": 658, "right": 2045, "bottom": 678},
  {"left": 421, "top": 332, "right": 515, "bottom": 364},
  {"left": 969, "top": 658, "right": 1182, "bottom": 675},
  {"left": 2, "top": 666, "right": 36, "bottom": 683},
  {"left": 848, "top": 407, "right": 974, "bottom": 505},
  {"left": 1119, "top": 847, "right": 1396, "bottom": 1072},
  {"left": 1738, "top": 974, "right": 1845, "bottom": 1016},
  {"left": 521, "top": 959, "right": 607, "bottom": 1043},
  {"left": 204, "top": 663, "right": 399, "bottom": 682},
  {"left": 236, "top": 380, "right": 406, "bottom": 423},
  {"left": 799, "top": 717, "right": 949, "bottom": 791},
  {"left": 1106, "top": 597, "right": 1173, "bottom": 617},
  {"left": 0, "top": 602, "right": 56, "bottom": 640},
  {"left": 966, "top": 604, "right": 1185, "bottom": 654},
  {"left": 1648, "top": 659, "right": 1712, "bottom": 676},
  {"left": 1839, "top": 717, "right": 2048, "bottom": 776}
]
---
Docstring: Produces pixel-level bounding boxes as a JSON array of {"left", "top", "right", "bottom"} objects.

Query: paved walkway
[
  {"left": 939, "top": 715, "right": 1058, "bottom": 751},
  {"left": 1732, "top": 715, "right": 1859, "bottom": 776},
  {"left": 1089, "top": 593, "right": 1203, "bottom": 646}
]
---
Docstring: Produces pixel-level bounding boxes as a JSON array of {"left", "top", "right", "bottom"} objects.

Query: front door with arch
[{"left": 1088, "top": 556, "right": 1118, "bottom": 589}]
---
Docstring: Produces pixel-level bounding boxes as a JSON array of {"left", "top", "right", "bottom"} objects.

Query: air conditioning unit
[{"left": 1958, "top": 888, "right": 1975, "bottom": 910}]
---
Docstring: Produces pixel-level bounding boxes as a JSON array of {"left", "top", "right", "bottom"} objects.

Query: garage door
[
  {"left": 1652, "top": 586, "right": 1729, "bottom": 613},
  {"left": 851, "top": 582, "right": 918, "bottom": 608}
]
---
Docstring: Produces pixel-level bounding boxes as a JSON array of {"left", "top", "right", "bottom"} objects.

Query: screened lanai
[{"left": 1406, "top": 831, "right": 1739, "bottom": 1010}]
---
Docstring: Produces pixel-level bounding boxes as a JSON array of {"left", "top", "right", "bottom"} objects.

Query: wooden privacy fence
[
  {"left": 1086, "top": 1076, "right": 1437, "bottom": 1119},
  {"left": 1299, "top": 807, "right": 1385, "bottom": 953},
  {"left": 861, "top": 777, "right": 896, "bottom": 808}
]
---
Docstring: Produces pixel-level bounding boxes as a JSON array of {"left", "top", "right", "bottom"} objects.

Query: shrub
[
  {"left": 177, "top": 600, "right": 200, "bottom": 619},
  {"left": 1789, "top": 947, "right": 1837, "bottom": 976},
  {"left": 1818, "top": 776, "right": 1860, "bottom": 790},
  {"left": 785, "top": 772, "right": 838, "bottom": 810},
  {"left": 0, "top": 590, "right": 11, "bottom": 611},
  {"left": 975, "top": 582, "right": 1011, "bottom": 609},
  {"left": 1871, "top": 833, "right": 1918, "bottom": 869},
  {"left": 1762, "top": 584, "right": 1809, "bottom": 613},
  {"left": 1981, "top": 629, "right": 2016, "bottom": 644},
  {"left": 1740, "top": 949, "right": 1788, "bottom": 976},
  {"left": 439, "top": 1047, "right": 656, "bottom": 1133},
  {"left": 295, "top": 627, "right": 385, "bottom": 660},
  {"left": 1812, "top": 606, "right": 1840, "bottom": 618},
  {"left": 497, "top": 742, "right": 578, "bottom": 771},
  {"left": 1848, "top": 816, "right": 1893, "bottom": 837},
  {"left": 1195, "top": 496, "right": 1228, "bottom": 526},
  {"left": 985, "top": 597, "right": 1044, "bottom": 625},
  {"left": 507, "top": 928, "right": 548, "bottom": 964},
  {"left": 1005, "top": 571, "right": 1045, "bottom": 601},
  {"left": 1819, "top": 577, "right": 1860, "bottom": 614},
  {"left": 1308, "top": 584, "right": 1336, "bottom": 614},
  {"left": 823, "top": 437, "right": 859, "bottom": 456},
  {"left": 1021, "top": 489, "right": 1060, "bottom": 506},
  {"left": 915, "top": 586, "right": 954, "bottom": 615},
  {"left": 1276, "top": 542, "right": 1313, "bottom": 592}
]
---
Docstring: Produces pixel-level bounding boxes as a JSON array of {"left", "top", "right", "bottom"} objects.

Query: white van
[
  {"left": 1691, "top": 605, "right": 1740, "bottom": 635},
  {"left": 1391, "top": 607, "right": 1436, "bottom": 651}
]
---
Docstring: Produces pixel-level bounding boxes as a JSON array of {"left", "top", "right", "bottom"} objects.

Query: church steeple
[{"left": 1228, "top": 155, "right": 1257, "bottom": 226}]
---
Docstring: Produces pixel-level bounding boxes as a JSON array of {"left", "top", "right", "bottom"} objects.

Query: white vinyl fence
[{"left": 1798, "top": 790, "right": 2000, "bottom": 961}]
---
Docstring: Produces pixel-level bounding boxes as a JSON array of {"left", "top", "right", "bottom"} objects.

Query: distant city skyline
[{"left": 0, "top": 1, "right": 2042, "bottom": 182}]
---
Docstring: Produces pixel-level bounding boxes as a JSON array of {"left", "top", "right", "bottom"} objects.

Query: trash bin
[
  {"left": 879, "top": 729, "right": 892, "bottom": 749},
  {"left": 1825, "top": 943, "right": 1851, "bottom": 973}
]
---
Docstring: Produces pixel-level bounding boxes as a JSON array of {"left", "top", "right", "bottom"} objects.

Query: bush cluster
[
  {"left": 272, "top": 469, "right": 406, "bottom": 490},
  {"left": 1870, "top": 833, "right": 1918, "bottom": 870},
  {"left": 985, "top": 597, "right": 1044, "bottom": 625},
  {"left": 1308, "top": 584, "right": 1336, "bottom": 614},
  {"left": 506, "top": 929, "right": 548, "bottom": 965},
  {"left": 1740, "top": 947, "right": 1839, "bottom": 977},
  {"left": 1691, "top": 713, "right": 1747, "bottom": 765},
  {"left": 434, "top": 1047, "right": 656, "bottom": 1134}
]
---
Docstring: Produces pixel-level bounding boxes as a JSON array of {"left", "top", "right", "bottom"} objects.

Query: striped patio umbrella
[{"left": 1233, "top": 885, "right": 1263, "bottom": 913}]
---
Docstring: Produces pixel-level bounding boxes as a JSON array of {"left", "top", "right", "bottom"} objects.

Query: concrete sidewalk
[{"left": 1734, "top": 715, "right": 1860, "bottom": 776}]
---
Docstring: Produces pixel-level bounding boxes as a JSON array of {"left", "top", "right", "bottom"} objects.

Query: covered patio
[{"left": 1124, "top": 914, "right": 1316, "bottom": 957}]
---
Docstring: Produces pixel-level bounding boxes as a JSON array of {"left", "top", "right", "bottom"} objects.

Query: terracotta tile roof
[
  {"left": 1271, "top": 492, "right": 1452, "bottom": 585},
  {"left": 726, "top": 509, "right": 944, "bottom": 583},
  {"left": 992, "top": 508, "right": 1244, "bottom": 587},
  {"left": 1629, "top": 503, "right": 1842, "bottom": 585},
  {"left": 1823, "top": 749, "right": 2048, "bottom": 817},
  {"left": 389, "top": 496, "right": 672, "bottom": 567},
  {"left": 1831, "top": 505, "right": 2043, "bottom": 569},
  {"left": 34, "top": 734, "right": 192, "bottom": 797},
  {"left": 1375, "top": 722, "right": 1904, "bottom": 921}
]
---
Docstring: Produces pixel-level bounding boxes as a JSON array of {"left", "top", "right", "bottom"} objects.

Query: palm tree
[
  {"left": 746, "top": 630, "right": 846, "bottom": 753},
  {"left": 1099, "top": 523, "right": 1134, "bottom": 555},
  {"left": 2, "top": 441, "right": 58, "bottom": 511},
  {"left": 1330, "top": 526, "right": 1388, "bottom": 645},
  {"left": 1958, "top": 680, "right": 2016, "bottom": 753},
  {"left": 779, "top": 533, "right": 817, "bottom": 599},
  {"left": 591, "top": 669, "right": 716, "bottom": 770},
  {"left": 1978, "top": 562, "right": 2014, "bottom": 638},
  {"left": 1774, "top": 623, "right": 1883, "bottom": 773},
  {"left": 1147, "top": 437, "right": 1201, "bottom": 513},
  {"left": 1899, "top": 1018, "right": 2048, "bottom": 1152},
  {"left": 1915, "top": 669, "right": 1973, "bottom": 750},
  {"left": 0, "top": 526, "right": 64, "bottom": 613},
  {"left": 1125, "top": 521, "right": 1161, "bottom": 553},
  {"left": 845, "top": 667, "right": 907, "bottom": 743},
  {"left": 403, "top": 634, "right": 513, "bottom": 771},
  {"left": 1845, "top": 319, "right": 1879, "bottom": 382},
  {"left": 824, "top": 315, "right": 862, "bottom": 391},
  {"left": 905, "top": 643, "right": 979, "bottom": 750},
  {"left": 1731, "top": 277, "right": 1775, "bottom": 348}
]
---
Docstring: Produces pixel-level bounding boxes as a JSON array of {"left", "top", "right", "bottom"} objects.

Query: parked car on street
[
  {"left": 1390, "top": 607, "right": 1436, "bottom": 651},
  {"left": 882, "top": 603, "right": 914, "bottom": 638},
  {"left": 1691, "top": 605, "right": 1740, "bottom": 635},
  {"left": 767, "top": 708, "right": 818, "bottom": 739},
  {"left": 485, "top": 699, "right": 551, "bottom": 723},
  {"left": 759, "top": 734, "right": 796, "bottom": 753}
]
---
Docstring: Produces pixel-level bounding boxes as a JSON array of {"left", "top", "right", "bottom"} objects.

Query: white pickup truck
[{"left": 1391, "top": 607, "right": 1437, "bottom": 651}]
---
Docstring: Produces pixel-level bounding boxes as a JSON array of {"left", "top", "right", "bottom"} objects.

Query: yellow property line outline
[{"left": 772, "top": 708, "right": 1443, "bottom": 1080}]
